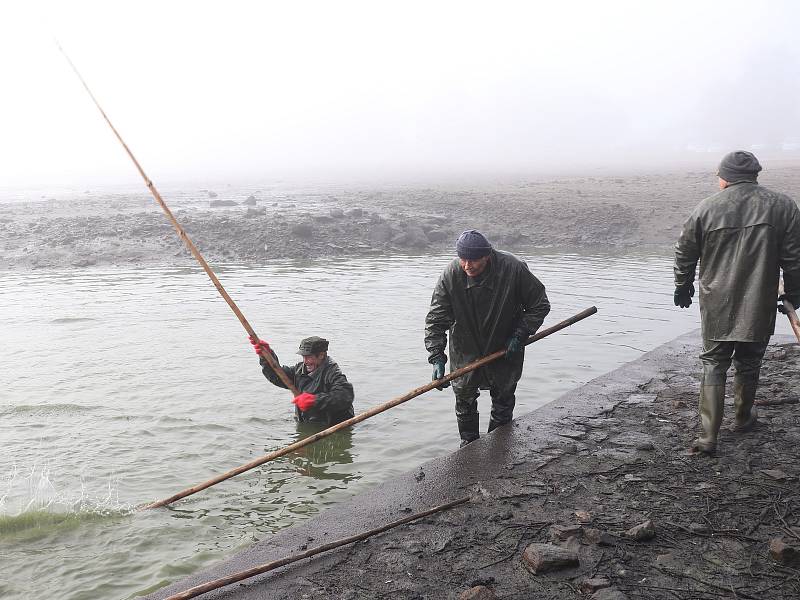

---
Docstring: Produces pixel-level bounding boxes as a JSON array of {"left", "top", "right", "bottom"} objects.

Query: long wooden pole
[
  {"left": 144, "top": 306, "right": 597, "bottom": 509},
  {"left": 162, "top": 496, "right": 470, "bottom": 600},
  {"left": 56, "top": 42, "right": 300, "bottom": 397}
]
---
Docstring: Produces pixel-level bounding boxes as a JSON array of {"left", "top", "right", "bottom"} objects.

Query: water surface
[{"left": 2, "top": 251, "right": 777, "bottom": 599}]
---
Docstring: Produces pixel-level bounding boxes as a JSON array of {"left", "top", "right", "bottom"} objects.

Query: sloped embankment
[{"left": 148, "top": 331, "right": 800, "bottom": 600}]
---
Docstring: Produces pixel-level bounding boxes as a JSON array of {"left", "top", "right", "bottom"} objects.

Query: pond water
[{"left": 2, "top": 250, "right": 781, "bottom": 599}]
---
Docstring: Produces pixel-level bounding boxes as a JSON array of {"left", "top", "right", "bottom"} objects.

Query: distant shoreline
[{"left": 2, "top": 165, "right": 799, "bottom": 270}]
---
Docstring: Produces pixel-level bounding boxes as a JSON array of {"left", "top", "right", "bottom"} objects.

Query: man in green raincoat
[
  {"left": 250, "top": 335, "right": 355, "bottom": 426},
  {"left": 425, "top": 230, "right": 550, "bottom": 446},
  {"left": 674, "top": 151, "right": 800, "bottom": 454}
]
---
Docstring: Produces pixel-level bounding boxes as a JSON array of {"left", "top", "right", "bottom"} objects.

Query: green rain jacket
[
  {"left": 674, "top": 181, "right": 800, "bottom": 342},
  {"left": 425, "top": 250, "right": 550, "bottom": 389},
  {"left": 261, "top": 353, "right": 355, "bottom": 426}
]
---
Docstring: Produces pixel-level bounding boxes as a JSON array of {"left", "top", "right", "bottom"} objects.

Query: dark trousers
[
  {"left": 700, "top": 339, "right": 769, "bottom": 386},
  {"left": 453, "top": 379, "right": 518, "bottom": 428}
]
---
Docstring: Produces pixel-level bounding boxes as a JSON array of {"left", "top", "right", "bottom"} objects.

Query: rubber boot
[
  {"left": 487, "top": 418, "right": 505, "bottom": 433},
  {"left": 458, "top": 414, "right": 480, "bottom": 447},
  {"left": 732, "top": 380, "right": 758, "bottom": 432},
  {"left": 691, "top": 385, "right": 725, "bottom": 454}
]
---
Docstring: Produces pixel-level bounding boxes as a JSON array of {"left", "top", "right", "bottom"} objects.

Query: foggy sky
[{"left": 2, "top": 0, "right": 799, "bottom": 187}]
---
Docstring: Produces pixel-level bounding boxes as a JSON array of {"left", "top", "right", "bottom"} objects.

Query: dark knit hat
[
  {"left": 456, "top": 230, "right": 492, "bottom": 259},
  {"left": 717, "top": 151, "right": 762, "bottom": 183},
  {"left": 297, "top": 336, "right": 329, "bottom": 356}
]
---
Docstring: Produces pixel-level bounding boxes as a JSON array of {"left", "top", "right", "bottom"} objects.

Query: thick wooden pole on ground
[
  {"left": 144, "top": 306, "right": 598, "bottom": 509},
  {"left": 56, "top": 42, "right": 299, "bottom": 396},
  {"left": 161, "top": 496, "right": 470, "bottom": 600}
]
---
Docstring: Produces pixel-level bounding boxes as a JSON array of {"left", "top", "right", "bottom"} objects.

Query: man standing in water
[
  {"left": 425, "top": 230, "right": 550, "bottom": 446},
  {"left": 674, "top": 150, "right": 800, "bottom": 454},
  {"left": 250, "top": 335, "right": 355, "bottom": 426}
]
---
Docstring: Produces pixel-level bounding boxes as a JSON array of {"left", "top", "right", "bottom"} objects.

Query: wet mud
[
  {"left": 147, "top": 331, "right": 800, "bottom": 599},
  {"left": 3, "top": 164, "right": 800, "bottom": 270}
]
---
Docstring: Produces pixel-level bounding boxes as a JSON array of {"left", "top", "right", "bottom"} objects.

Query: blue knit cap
[{"left": 456, "top": 230, "right": 492, "bottom": 259}]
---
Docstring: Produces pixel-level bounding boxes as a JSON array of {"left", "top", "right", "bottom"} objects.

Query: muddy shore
[
  {"left": 3, "top": 164, "right": 800, "bottom": 270},
  {"left": 147, "top": 331, "right": 800, "bottom": 600}
]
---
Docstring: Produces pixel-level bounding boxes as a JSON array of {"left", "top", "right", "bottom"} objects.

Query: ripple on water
[
  {"left": 0, "top": 403, "right": 100, "bottom": 417},
  {"left": 48, "top": 317, "right": 98, "bottom": 324},
  {"left": 0, "top": 508, "right": 131, "bottom": 542}
]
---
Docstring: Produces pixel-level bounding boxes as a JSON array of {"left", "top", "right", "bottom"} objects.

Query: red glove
[
  {"left": 292, "top": 392, "right": 316, "bottom": 412},
  {"left": 249, "top": 335, "right": 271, "bottom": 355}
]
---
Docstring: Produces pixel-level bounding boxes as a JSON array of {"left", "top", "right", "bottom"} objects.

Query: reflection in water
[{"left": 286, "top": 424, "right": 356, "bottom": 482}]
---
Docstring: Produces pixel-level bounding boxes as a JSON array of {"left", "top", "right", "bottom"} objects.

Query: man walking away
[{"left": 674, "top": 151, "right": 800, "bottom": 454}]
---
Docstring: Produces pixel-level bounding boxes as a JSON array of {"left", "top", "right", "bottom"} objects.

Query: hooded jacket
[
  {"left": 425, "top": 250, "right": 550, "bottom": 389},
  {"left": 674, "top": 181, "right": 800, "bottom": 341}
]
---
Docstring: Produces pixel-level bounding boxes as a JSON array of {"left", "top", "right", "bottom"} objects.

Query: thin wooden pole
[
  {"left": 162, "top": 496, "right": 470, "bottom": 600},
  {"left": 781, "top": 297, "right": 800, "bottom": 343},
  {"left": 144, "top": 306, "right": 597, "bottom": 509},
  {"left": 778, "top": 280, "right": 800, "bottom": 343},
  {"left": 56, "top": 41, "right": 300, "bottom": 397}
]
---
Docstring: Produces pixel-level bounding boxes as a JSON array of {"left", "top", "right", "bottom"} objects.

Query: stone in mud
[
  {"left": 624, "top": 520, "right": 656, "bottom": 541},
  {"left": 459, "top": 585, "right": 495, "bottom": 600},
  {"left": 580, "top": 578, "right": 611, "bottom": 593},
  {"left": 760, "top": 469, "right": 791, "bottom": 481},
  {"left": 210, "top": 199, "right": 236, "bottom": 207},
  {"left": 426, "top": 228, "right": 449, "bottom": 242},
  {"left": 207, "top": 190, "right": 218, "bottom": 198},
  {"left": 688, "top": 522, "right": 710, "bottom": 534},
  {"left": 291, "top": 222, "right": 314, "bottom": 237},
  {"left": 393, "top": 226, "right": 429, "bottom": 249},
  {"left": 72, "top": 258, "right": 97, "bottom": 268},
  {"left": 549, "top": 524, "right": 582, "bottom": 541},
  {"left": 330, "top": 208, "right": 344, "bottom": 218},
  {"left": 521, "top": 543, "right": 579, "bottom": 573},
  {"left": 346, "top": 208, "right": 363, "bottom": 218},
  {"left": 769, "top": 538, "right": 800, "bottom": 566},
  {"left": 243, "top": 195, "right": 257, "bottom": 205},
  {"left": 584, "top": 528, "right": 617, "bottom": 546},
  {"left": 244, "top": 207, "right": 266, "bottom": 218},
  {"left": 574, "top": 510, "right": 592, "bottom": 523},
  {"left": 592, "top": 589, "right": 628, "bottom": 600},
  {"left": 368, "top": 223, "right": 393, "bottom": 243}
]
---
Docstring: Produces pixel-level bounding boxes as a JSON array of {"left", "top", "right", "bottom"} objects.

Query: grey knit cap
[
  {"left": 717, "top": 151, "right": 762, "bottom": 183},
  {"left": 456, "top": 230, "right": 492, "bottom": 259}
]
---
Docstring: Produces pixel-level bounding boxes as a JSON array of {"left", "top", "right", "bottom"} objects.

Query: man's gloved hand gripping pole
[{"left": 249, "top": 336, "right": 302, "bottom": 397}]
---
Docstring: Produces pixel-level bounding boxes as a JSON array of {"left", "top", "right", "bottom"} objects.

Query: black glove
[
  {"left": 429, "top": 354, "right": 450, "bottom": 390},
  {"left": 674, "top": 283, "right": 694, "bottom": 308},
  {"left": 506, "top": 327, "right": 530, "bottom": 355},
  {"left": 778, "top": 293, "right": 800, "bottom": 314}
]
